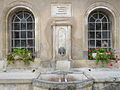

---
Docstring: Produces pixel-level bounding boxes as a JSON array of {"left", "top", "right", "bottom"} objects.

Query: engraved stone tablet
[{"left": 51, "top": 4, "right": 72, "bottom": 17}]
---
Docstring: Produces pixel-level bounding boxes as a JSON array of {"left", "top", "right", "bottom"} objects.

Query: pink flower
[
  {"left": 22, "top": 58, "right": 26, "bottom": 60},
  {"left": 95, "top": 49, "right": 99, "bottom": 50},
  {"left": 33, "top": 54, "right": 37, "bottom": 57},
  {"left": 8, "top": 52, "right": 12, "bottom": 56},
  {"left": 108, "top": 52, "right": 113, "bottom": 54},
  {"left": 118, "top": 58, "right": 120, "bottom": 60},
  {"left": 110, "top": 60, "right": 115, "bottom": 62},
  {"left": 109, "top": 64, "right": 113, "bottom": 66}
]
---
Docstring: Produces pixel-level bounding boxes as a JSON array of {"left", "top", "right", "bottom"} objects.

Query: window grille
[
  {"left": 11, "top": 10, "right": 35, "bottom": 52},
  {"left": 88, "top": 11, "right": 112, "bottom": 51}
]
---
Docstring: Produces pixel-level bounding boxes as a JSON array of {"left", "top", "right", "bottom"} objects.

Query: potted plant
[
  {"left": 88, "top": 48, "right": 117, "bottom": 67},
  {"left": 6, "top": 48, "right": 36, "bottom": 65}
]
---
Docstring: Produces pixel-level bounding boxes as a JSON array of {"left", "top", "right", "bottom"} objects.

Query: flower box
[
  {"left": 6, "top": 58, "right": 40, "bottom": 70},
  {"left": 88, "top": 48, "right": 118, "bottom": 67},
  {"left": 6, "top": 48, "right": 38, "bottom": 70}
]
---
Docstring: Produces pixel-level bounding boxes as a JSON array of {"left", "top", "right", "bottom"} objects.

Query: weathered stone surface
[
  {"left": 56, "top": 60, "right": 71, "bottom": 70},
  {"left": 51, "top": 4, "right": 72, "bottom": 17},
  {"left": 0, "top": 60, "right": 4, "bottom": 70},
  {"left": 33, "top": 86, "right": 48, "bottom": 90},
  {"left": 53, "top": 25, "right": 71, "bottom": 60},
  {"left": 0, "top": 0, "right": 119, "bottom": 62},
  {"left": 0, "top": 68, "right": 120, "bottom": 90}
]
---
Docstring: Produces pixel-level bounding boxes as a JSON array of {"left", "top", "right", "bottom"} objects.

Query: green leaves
[
  {"left": 7, "top": 48, "right": 35, "bottom": 65},
  {"left": 96, "top": 53, "right": 109, "bottom": 67},
  {"left": 88, "top": 48, "right": 117, "bottom": 67}
]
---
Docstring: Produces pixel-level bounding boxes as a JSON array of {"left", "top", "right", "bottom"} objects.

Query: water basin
[{"left": 33, "top": 70, "right": 94, "bottom": 89}]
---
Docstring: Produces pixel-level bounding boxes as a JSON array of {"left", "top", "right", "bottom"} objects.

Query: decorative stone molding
[{"left": 52, "top": 20, "right": 72, "bottom": 60}]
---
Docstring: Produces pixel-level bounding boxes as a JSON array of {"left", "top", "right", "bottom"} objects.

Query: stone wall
[
  {"left": 0, "top": 70, "right": 120, "bottom": 90},
  {"left": 93, "top": 83, "right": 120, "bottom": 90},
  {"left": 0, "top": 81, "right": 119, "bottom": 90},
  {"left": 0, "top": 83, "right": 32, "bottom": 90},
  {"left": 0, "top": 0, "right": 119, "bottom": 61},
  {"left": 0, "top": 79, "right": 33, "bottom": 90}
]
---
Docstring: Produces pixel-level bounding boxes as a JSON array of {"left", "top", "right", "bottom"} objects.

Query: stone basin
[{"left": 33, "top": 70, "right": 94, "bottom": 89}]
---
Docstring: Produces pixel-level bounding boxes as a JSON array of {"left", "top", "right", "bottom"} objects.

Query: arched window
[
  {"left": 10, "top": 10, "right": 35, "bottom": 52},
  {"left": 88, "top": 11, "right": 112, "bottom": 50}
]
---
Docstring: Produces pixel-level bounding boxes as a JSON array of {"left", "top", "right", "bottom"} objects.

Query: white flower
[
  {"left": 28, "top": 53, "right": 31, "bottom": 56},
  {"left": 14, "top": 55, "right": 20, "bottom": 59}
]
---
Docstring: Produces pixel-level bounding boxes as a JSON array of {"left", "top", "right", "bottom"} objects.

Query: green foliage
[
  {"left": 88, "top": 48, "right": 117, "bottom": 67},
  {"left": 98, "top": 48, "right": 106, "bottom": 53},
  {"left": 6, "top": 48, "right": 35, "bottom": 65},
  {"left": 88, "top": 53, "right": 94, "bottom": 60},
  {"left": 92, "top": 49, "right": 99, "bottom": 53},
  {"left": 96, "top": 53, "right": 110, "bottom": 67}
]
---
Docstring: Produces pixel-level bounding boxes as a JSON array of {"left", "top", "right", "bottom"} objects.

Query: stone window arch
[
  {"left": 88, "top": 10, "right": 112, "bottom": 51},
  {"left": 9, "top": 8, "right": 35, "bottom": 52}
]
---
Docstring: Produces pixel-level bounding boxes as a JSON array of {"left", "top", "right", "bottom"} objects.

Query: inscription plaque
[{"left": 51, "top": 4, "right": 72, "bottom": 17}]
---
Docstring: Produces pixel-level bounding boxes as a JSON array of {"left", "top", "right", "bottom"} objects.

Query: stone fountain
[
  {"left": 33, "top": 21, "right": 94, "bottom": 90},
  {"left": 33, "top": 70, "right": 93, "bottom": 90}
]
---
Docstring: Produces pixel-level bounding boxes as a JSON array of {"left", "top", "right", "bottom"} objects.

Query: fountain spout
[{"left": 58, "top": 47, "right": 66, "bottom": 57}]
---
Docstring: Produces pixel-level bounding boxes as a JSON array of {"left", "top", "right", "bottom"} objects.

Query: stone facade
[
  {"left": 0, "top": 0, "right": 120, "bottom": 68},
  {"left": 0, "top": 1, "right": 120, "bottom": 90}
]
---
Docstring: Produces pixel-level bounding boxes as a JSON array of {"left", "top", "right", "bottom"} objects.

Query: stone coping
[
  {"left": 0, "top": 72, "right": 35, "bottom": 83},
  {"left": 74, "top": 68, "right": 120, "bottom": 83},
  {"left": 0, "top": 79, "right": 32, "bottom": 84},
  {"left": 0, "top": 68, "right": 120, "bottom": 84}
]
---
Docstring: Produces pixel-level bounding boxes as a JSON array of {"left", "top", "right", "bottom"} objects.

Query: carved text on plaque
[{"left": 51, "top": 4, "right": 72, "bottom": 17}]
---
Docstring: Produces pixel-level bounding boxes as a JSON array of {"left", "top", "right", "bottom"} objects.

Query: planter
[{"left": 6, "top": 58, "right": 40, "bottom": 71}]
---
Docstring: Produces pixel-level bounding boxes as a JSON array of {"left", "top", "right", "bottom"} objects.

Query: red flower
[
  {"left": 95, "top": 49, "right": 99, "bottom": 50},
  {"left": 88, "top": 50, "right": 92, "bottom": 52},
  {"left": 108, "top": 52, "right": 113, "bottom": 54},
  {"left": 109, "top": 64, "right": 113, "bottom": 66},
  {"left": 116, "top": 61, "right": 118, "bottom": 63},
  {"left": 118, "top": 58, "right": 120, "bottom": 60},
  {"left": 116, "top": 55, "right": 118, "bottom": 58}
]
